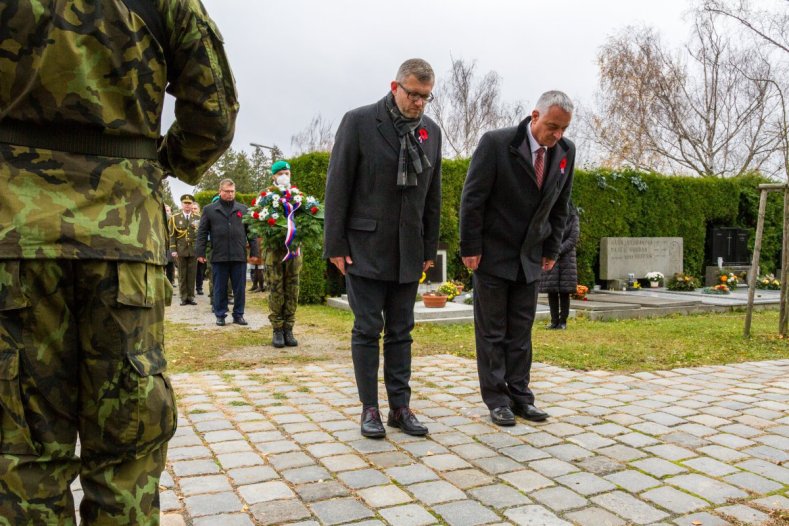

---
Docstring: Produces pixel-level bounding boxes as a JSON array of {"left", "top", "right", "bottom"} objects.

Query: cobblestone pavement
[{"left": 156, "top": 356, "right": 789, "bottom": 526}]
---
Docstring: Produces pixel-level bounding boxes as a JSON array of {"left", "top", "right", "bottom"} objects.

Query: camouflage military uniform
[
  {"left": 265, "top": 248, "right": 302, "bottom": 330},
  {"left": 168, "top": 211, "right": 201, "bottom": 303},
  {"left": 0, "top": 1, "right": 238, "bottom": 524}
]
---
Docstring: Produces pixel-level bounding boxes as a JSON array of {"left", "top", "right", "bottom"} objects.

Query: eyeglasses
[{"left": 397, "top": 82, "right": 434, "bottom": 103}]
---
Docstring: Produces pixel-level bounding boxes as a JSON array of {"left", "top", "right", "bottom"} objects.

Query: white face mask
[{"left": 275, "top": 174, "right": 291, "bottom": 187}]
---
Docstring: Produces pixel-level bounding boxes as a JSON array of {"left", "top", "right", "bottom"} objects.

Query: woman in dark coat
[{"left": 539, "top": 203, "right": 580, "bottom": 329}]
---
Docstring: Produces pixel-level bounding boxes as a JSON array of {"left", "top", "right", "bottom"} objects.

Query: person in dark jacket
[
  {"left": 197, "top": 179, "right": 259, "bottom": 326},
  {"left": 539, "top": 203, "right": 580, "bottom": 329}
]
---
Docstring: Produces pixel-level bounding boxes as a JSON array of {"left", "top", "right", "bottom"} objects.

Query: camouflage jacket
[
  {"left": 168, "top": 212, "right": 201, "bottom": 257},
  {"left": 0, "top": 0, "right": 239, "bottom": 264}
]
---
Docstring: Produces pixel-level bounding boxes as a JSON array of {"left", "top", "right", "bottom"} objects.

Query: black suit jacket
[
  {"left": 196, "top": 200, "right": 258, "bottom": 263},
  {"left": 323, "top": 97, "right": 442, "bottom": 283},
  {"left": 460, "top": 117, "right": 575, "bottom": 283}
]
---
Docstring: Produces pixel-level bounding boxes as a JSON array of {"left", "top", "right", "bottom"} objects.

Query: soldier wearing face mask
[{"left": 265, "top": 161, "right": 302, "bottom": 348}]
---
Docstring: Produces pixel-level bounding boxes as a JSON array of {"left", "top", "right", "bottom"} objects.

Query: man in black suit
[
  {"left": 324, "top": 59, "right": 442, "bottom": 438},
  {"left": 460, "top": 91, "right": 575, "bottom": 426}
]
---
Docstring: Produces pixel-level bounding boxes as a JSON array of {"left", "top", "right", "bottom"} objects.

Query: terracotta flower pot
[
  {"left": 455, "top": 284, "right": 464, "bottom": 293},
  {"left": 422, "top": 293, "right": 448, "bottom": 308}
]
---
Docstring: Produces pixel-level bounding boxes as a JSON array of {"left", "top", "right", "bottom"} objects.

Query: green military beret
[
  {"left": 180, "top": 194, "right": 195, "bottom": 203},
  {"left": 271, "top": 160, "right": 291, "bottom": 175}
]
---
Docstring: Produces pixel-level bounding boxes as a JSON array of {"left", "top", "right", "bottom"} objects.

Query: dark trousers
[
  {"left": 345, "top": 273, "right": 419, "bottom": 410},
  {"left": 165, "top": 260, "right": 175, "bottom": 285},
  {"left": 212, "top": 261, "right": 246, "bottom": 319},
  {"left": 195, "top": 260, "right": 206, "bottom": 293},
  {"left": 473, "top": 270, "right": 539, "bottom": 409},
  {"left": 176, "top": 255, "right": 197, "bottom": 301},
  {"left": 548, "top": 292, "right": 570, "bottom": 323}
]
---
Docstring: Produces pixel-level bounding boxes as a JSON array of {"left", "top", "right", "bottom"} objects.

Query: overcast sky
[{"left": 167, "top": 0, "right": 696, "bottom": 199}]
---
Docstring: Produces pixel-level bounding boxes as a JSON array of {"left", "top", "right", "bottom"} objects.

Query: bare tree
[
  {"left": 291, "top": 114, "right": 334, "bottom": 155},
  {"left": 429, "top": 58, "right": 524, "bottom": 159},
  {"left": 703, "top": 0, "right": 789, "bottom": 55},
  {"left": 587, "top": 12, "right": 779, "bottom": 177}
]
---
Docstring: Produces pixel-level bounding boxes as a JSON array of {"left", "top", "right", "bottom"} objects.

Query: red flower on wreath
[
  {"left": 559, "top": 157, "right": 567, "bottom": 175},
  {"left": 418, "top": 128, "right": 429, "bottom": 142},
  {"left": 267, "top": 217, "right": 276, "bottom": 225},
  {"left": 252, "top": 211, "right": 260, "bottom": 219},
  {"left": 260, "top": 191, "right": 267, "bottom": 197},
  {"left": 310, "top": 206, "right": 319, "bottom": 215},
  {"left": 251, "top": 199, "right": 257, "bottom": 205},
  {"left": 236, "top": 211, "right": 242, "bottom": 218}
]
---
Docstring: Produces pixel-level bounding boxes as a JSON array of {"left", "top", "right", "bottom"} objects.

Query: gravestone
[{"left": 600, "top": 237, "right": 683, "bottom": 286}]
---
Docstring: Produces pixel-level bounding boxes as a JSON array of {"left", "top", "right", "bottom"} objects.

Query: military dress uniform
[
  {"left": 169, "top": 201, "right": 201, "bottom": 304},
  {"left": 0, "top": 1, "right": 238, "bottom": 524}
]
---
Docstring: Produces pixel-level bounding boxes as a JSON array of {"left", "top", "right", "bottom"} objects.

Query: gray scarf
[{"left": 384, "top": 93, "right": 432, "bottom": 187}]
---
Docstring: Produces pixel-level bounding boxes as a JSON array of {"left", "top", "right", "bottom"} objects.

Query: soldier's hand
[
  {"left": 330, "top": 256, "right": 353, "bottom": 275},
  {"left": 197, "top": 257, "right": 206, "bottom": 264},
  {"left": 171, "top": 251, "right": 178, "bottom": 258}
]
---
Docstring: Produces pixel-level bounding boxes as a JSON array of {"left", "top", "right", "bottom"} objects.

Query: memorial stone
[{"left": 600, "top": 238, "right": 683, "bottom": 284}]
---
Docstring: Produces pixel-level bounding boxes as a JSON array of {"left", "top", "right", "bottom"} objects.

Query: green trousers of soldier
[
  {"left": 0, "top": 260, "right": 177, "bottom": 526},
  {"left": 176, "top": 255, "right": 197, "bottom": 302},
  {"left": 265, "top": 251, "right": 302, "bottom": 330}
]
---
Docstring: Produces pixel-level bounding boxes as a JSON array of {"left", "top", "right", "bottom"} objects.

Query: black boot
[
  {"left": 283, "top": 328, "right": 298, "bottom": 347},
  {"left": 558, "top": 293, "right": 570, "bottom": 329},
  {"left": 257, "top": 269, "right": 266, "bottom": 292},
  {"left": 272, "top": 329, "right": 285, "bottom": 348},
  {"left": 249, "top": 269, "right": 260, "bottom": 292},
  {"left": 547, "top": 292, "right": 560, "bottom": 329}
]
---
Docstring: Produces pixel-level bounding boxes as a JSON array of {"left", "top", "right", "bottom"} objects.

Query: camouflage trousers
[
  {"left": 0, "top": 260, "right": 177, "bottom": 525},
  {"left": 265, "top": 251, "right": 301, "bottom": 330}
]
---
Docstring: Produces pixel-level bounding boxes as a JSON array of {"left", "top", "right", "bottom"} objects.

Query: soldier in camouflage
[
  {"left": 0, "top": 1, "right": 238, "bottom": 524},
  {"left": 168, "top": 194, "right": 201, "bottom": 305},
  {"left": 266, "top": 161, "right": 302, "bottom": 348}
]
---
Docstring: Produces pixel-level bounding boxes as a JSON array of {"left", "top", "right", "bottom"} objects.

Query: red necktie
[{"left": 534, "top": 147, "right": 545, "bottom": 189}]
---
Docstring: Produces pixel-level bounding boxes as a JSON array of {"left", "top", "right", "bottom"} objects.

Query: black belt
[{"left": 0, "top": 120, "right": 159, "bottom": 160}]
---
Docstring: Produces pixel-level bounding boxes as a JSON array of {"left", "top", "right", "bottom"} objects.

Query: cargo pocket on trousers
[{"left": 0, "top": 261, "right": 39, "bottom": 455}]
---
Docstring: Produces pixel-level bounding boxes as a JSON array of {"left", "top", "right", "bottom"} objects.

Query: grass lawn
[{"left": 165, "top": 302, "right": 789, "bottom": 374}]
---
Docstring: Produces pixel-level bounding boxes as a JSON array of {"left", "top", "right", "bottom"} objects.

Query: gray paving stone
[
  {"left": 179, "top": 474, "right": 232, "bottom": 496},
  {"left": 643, "top": 444, "right": 696, "bottom": 461},
  {"left": 364, "top": 451, "right": 411, "bottom": 468},
  {"left": 751, "top": 494, "right": 789, "bottom": 511},
  {"left": 167, "top": 446, "right": 212, "bottom": 461},
  {"left": 159, "top": 490, "right": 180, "bottom": 513},
  {"left": 591, "top": 491, "right": 670, "bottom": 525},
  {"left": 257, "top": 440, "right": 300, "bottom": 454},
  {"left": 320, "top": 453, "right": 368, "bottom": 472},
  {"left": 409, "top": 480, "right": 467, "bottom": 505},
  {"left": 422, "top": 453, "right": 473, "bottom": 472},
  {"left": 268, "top": 452, "right": 314, "bottom": 471},
  {"left": 431, "top": 432, "right": 475, "bottom": 447},
  {"left": 715, "top": 504, "right": 771, "bottom": 524},
  {"left": 528, "top": 458, "right": 579, "bottom": 477},
  {"left": 400, "top": 440, "right": 450, "bottom": 457},
  {"left": 500, "top": 470, "right": 555, "bottom": 492},
  {"left": 194, "top": 420, "right": 233, "bottom": 432},
  {"left": 185, "top": 491, "right": 244, "bottom": 517},
  {"left": 337, "top": 468, "right": 390, "bottom": 489},
  {"left": 707, "top": 433, "right": 755, "bottom": 449},
  {"left": 642, "top": 412, "right": 687, "bottom": 427},
  {"left": 597, "top": 444, "right": 648, "bottom": 462},
  {"left": 251, "top": 499, "right": 311, "bottom": 526},
  {"left": 504, "top": 505, "right": 573, "bottom": 526},
  {"left": 192, "top": 515, "right": 254, "bottom": 526},
  {"left": 745, "top": 444, "right": 789, "bottom": 464},
  {"left": 378, "top": 504, "right": 437, "bottom": 526},
  {"left": 386, "top": 464, "right": 440, "bottom": 485},
  {"left": 500, "top": 444, "right": 551, "bottom": 462},
  {"left": 171, "top": 459, "right": 220, "bottom": 477},
  {"left": 239, "top": 480, "right": 295, "bottom": 504},
  {"left": 348, "top": 439, "right": 398, "bottom": 454},
  {"left": 468, "top": 484, "right": 532, "bottom": 509},
  {"left": 228, "top": 465, "right": 278, "bottom": 485},
  {"left": 451, "top": 442, "right": 497, "bottom": 460},
  {"left": 217, "top": 452, "right": 265, "bottom": 470},
  {"left": 723, "top": 471, "right": 783, "bottom": 494},
  {"left": 441, "top": 469, "right": 495, "bottom": 490},
  {"left": 433, "top": 499, "right": 501, "bottom": 526},
  {"left": 532, "top": 485, "right": 588, "bottom": 512},
  {"left": 640, "top": 486, "right": 708, "bottom": 514},
  {"left": 666, "top": 474, "right": 748, "bottom": 504},
  {"left": 357, "top": 484, "right": 413, "bottom": 507},
  {"left": 282, "top": 465, "right": 331, "bottom": 484},
  {"left": 294, "top": 480, "right": 350, "bottom": 502},
  {"left": 616, "top": 432, "right": 660, "bottom": 448},
  {"left": 309, "top": 497, "right": 375, "bottom": 526},
  {"left": 696, "top": 445, "right": 749, "bottom": 463},
  {"left": 631, "top": 458, "right": 688, "bottom": 478},
  {"left": 672, "top": 512, "right": 731, "bottom": 526},
  {"left": 471, "top": 455, "right": 525, "bottom": 475},
  {"left": 543, "top": 443, "right": 594, "bottom": 462},
  {"left": 632, "top": 422, "right": 673, "bottom": 436},
  {"left": 576, "top": 456, "right": 624, "bottom": 475},
  {"left": 555, "top": 471, "right": 616, "bottom": 496},
  {"left": 210, "top": 439, "right": 253, "bottom": 454},
  {"left": 203, "top": 429, "right": 244, "bottom": 443},
  {"left": 306, "top": 442, "right": 352, "bottom": 457},
  {"left": 567, "top": 432, "right": 617, "bottom": 450},
  {"left": 565, "top": 507, "right": 626, "bottom": 526},
  {"left": 681, "top": 456, "right": 739, "bottom": 477},
  {"left": 736, "top": 458, "right": 789, "bottom": 484},
  {"left": 718, "top": 423, "right": 761, "bottom": 438},
  {"left": 521, "top": 432, "right": 563, "bottom": 447},
  {"left": 475, "top": 432, "right": 524, "bottom": 449}
]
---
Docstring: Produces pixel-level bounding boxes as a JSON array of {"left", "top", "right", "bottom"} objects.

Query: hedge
[{"left": 195, "top": 154, "right": 784, "bottom": 303}]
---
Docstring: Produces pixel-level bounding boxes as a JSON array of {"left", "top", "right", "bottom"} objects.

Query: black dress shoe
[
  {"left": 490, "top": 406, "right": 516, "bottom": 426},
  {"left": 283, "top": 329, "right": 298, "bottom": 347},
  {"left": 233, "top": 316, "right": 248, "bottom": 325},
  {"left": 272, "top": 329, "right": 285, "bottom": 348},
  {"left": 186, "top": 299, "right": 197, "bottom": 305},
  {"left": 512, "top": 403, "right": 549, "bottom": 422},
  {"left": 557, "top": 322, "right": 567, "bottom": 330},
  {"left": 180, "top": 301, "right": 188, "bottom": 306},
  {"left": 360, "top": 407, "right": 386, "bottom": 438},
  {"left": 196, "top": 290, "right": 204, "bottom": 295},
  {"left": 546, "top": 321, "right": 560, "bottom": 329},
  {"left": 216, "top": 317, "right": 226, "bottom": 326},
  {"left": 387, "top": 407, "right": 428, "bottom": 436}
]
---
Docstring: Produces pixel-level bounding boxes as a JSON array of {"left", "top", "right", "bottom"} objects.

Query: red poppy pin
[
  {"left": 236, "top": 211, "right": 242, "bottom": 218},
  {"left": 560, "top": 158, "right": 567, "bottom": 175},
  {"left": 418, "top": 128, "right": 428, "bottom": 143}
]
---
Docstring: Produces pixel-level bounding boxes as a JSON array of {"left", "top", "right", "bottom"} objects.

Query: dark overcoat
[
  {"left": 539, "top": 210, "right": 579, "bottom": 294},
  {"left": 459, "top": 117, "right": 575, "bottom": 284},
  {"left": 196, "top": 200, "right": 258, "bottom": 263},
  {"left": 323, "top": 97, "right": 442, "bottom": 283}
]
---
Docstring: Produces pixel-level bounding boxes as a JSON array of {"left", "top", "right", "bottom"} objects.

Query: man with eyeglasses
[{"left": 324, "top": 58, "right": 442, "bottom": 439}]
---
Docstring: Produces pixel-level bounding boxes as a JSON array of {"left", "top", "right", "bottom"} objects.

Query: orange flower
[{"left": 720, "top": 275, "right": 728, "bottom": 282}]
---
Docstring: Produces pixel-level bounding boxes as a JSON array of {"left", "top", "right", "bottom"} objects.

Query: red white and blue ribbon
[{"left": 282, "top": 199, "right": 301, "bottom": 261}]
